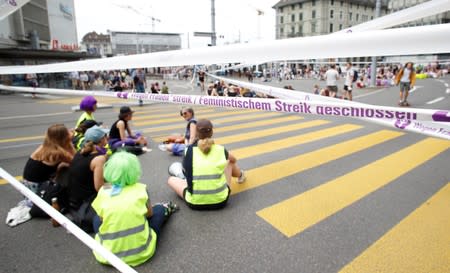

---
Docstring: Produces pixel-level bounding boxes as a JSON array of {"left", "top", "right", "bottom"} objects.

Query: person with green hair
[{"left": 91, "top": 151, "right": 178, "bottom": 266}]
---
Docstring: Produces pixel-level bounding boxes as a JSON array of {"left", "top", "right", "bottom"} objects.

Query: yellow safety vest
[
  {"left": 185, "top": 144, "right": 229, "bottom": 205},
  {"left": 76, "top": 112, "right": 94, "bottom": 128},
  {"left": 92, "top": 183, "right": 156, "bottom": 266}
]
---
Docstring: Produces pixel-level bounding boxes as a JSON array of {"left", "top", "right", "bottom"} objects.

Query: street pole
[
  {"left": 211, "top": 0, "right": 216, "bottom": 46},
  {"left": 370, "top": 0, "right": 381, "bottom": 87}
]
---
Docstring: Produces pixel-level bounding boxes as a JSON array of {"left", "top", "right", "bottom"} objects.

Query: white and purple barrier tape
[
  {"left": 0, "top": 24, "right": 449, "bottom": 75},
  {"left": 1, "top": 84, "right": 449, "bottom": 140},
  {"left": 0, "top": 168, "right": 138, "bottom": 273}
]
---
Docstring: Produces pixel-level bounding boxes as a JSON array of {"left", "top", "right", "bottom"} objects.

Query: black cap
[
  {"left": 120, "top": 106, "right": 134, "bottom": 115},
  {"left": 80, "top": 119, "right": 99, "bottom": 129}
]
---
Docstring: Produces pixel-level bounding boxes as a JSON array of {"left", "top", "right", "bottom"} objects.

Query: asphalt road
[{"left": 1, "top": 76, "right": 449, "bottom": 273}]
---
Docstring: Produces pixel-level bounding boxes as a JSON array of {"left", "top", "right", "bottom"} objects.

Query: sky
[{"left": 74, "top": 0, "right": 278, "bottom": 49}]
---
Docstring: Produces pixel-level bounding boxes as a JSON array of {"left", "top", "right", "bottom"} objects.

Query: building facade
[
  {"left": 81, "top": 32, "right": 112, "bottom": 57},
  {"left": 272, "top": 0, "right": 388, "bottom": 39},
  {"left": 108, "top": 31, "right": 182, "bottom": 56},
  {"left": 388, "top": 0, "right": 450, "bottom": 26}
]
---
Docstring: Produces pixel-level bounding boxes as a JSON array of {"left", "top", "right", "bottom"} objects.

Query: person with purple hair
[{"left": 76, "top": 96, "right": 98, "bottom": 128}]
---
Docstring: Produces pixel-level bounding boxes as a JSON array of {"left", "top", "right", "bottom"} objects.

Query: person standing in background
[{"left": 394, "top": 62, "right": 416, "bottom": 107}]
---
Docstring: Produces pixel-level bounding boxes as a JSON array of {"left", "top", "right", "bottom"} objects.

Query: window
[
  {"left": 357, "top": 4, "right": 359, "bottom": 9},
  {"left": 280, "top": 16, "right": 284, "bottom": 24},
  {"left": 331, "top": 0, "right": 334, "bottom": 5},
  {"left": 280, "top": 7, "right": 283, "bottom": 13},
  {"left": 311, "top": 23, "right": 316, "bottom": 33},
  {"left": 280, "top": 27, "right": 284, "bottom": 34},
  {"left": 349, "top": 12, "right": 353, "bottom": 21},
  {"left": 299, "top": 25, "right": 303, "bottom": 34},
  {"left": 291, "top": 26, "right": 295, "bottom": 34},
  {"left": 356, "top": 13, "right": 359, "bottom": 21},
  {"left": 371, "top": 16, "right": 373, "bottom": 20},
  {"left": 340, "top": 11, "right": 343, "bottom": 20},
  {"left": 340, "top": 1, "right": 343, "bottom": 6},
  {"left": 312, "top": 10, "right": 316, "bottom": 19},
  {"left": 291, "top": 4, "right": 295, "bottom": 10},
  {"left": 330, "top": 10, "right": 334, "bottom": 18},
  {"left": 339, "top": 24, "right": 342, "bottom": 30},
  {"left": 292, "top": 14, "right": 295, "bottom": 22},
  {"left": 299, "top": 12, "right": 303, "bottom": 21},
  {"left": 299, "top": 3, "right": 302, "bottom": 9},
  {"left": 329, "top": 23, "right": 333, "bottom": 33},
  {"left": 364, "top": 6, "right": 367, "bottom": 11},
  {"left": 312, "top": 0, "right": 316, "bottom": 7}
]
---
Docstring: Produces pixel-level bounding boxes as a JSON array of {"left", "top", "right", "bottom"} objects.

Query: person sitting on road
[
  {"left": 76, "top": 96, "right": 98, "bottom": 128},
  {"left": 72, "top": 120, "right": 99, "bottom": 151},
  {"left": 22, "top": 124, "right": 76, "bottom": 196},
  {"left": 66, "top": 125, "right": 108, "bottom": 232},
  {"left": 159, "top": 107, "right": 197, "bottom": 156},
  {"left": 167, "top": 119, "right": 246, "bottom": 210},
  {"left": 109, "top": 106, "right": 148, "bottom": 155},
  {"left": 92, "top": 151, "right": 178, "bottom": 266}
]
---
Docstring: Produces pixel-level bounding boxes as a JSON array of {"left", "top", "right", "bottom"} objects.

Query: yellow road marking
[
  {"left": 151, "top": 114, "right": 305, "bottom": 142},
  {"left": 143, "top": 111, "right": 286, "bottom": 134},
  {"left": 216, "top": 119, "right": 329, "bottom": 145},
  {"left": 256, "top": 138, "right": 450, "bottom": 237},
  {"left": 232, "top": 124, "right": 362, "bottom": 159},
  {"left": 132, "top": 109, "right": 216, "bottom": 121},
  {"left": 134, "top": 109, "right": 258, "bottom": 126},
  {"left": 0, "top": 135, "right": 43, "bottom": 143},
  {"left": 339, "top": 182, "right": 450, "bottom": 273},
  {"left": 0, "top": 176, "right": 22, "bottom": 185},
  {"left": 230, "top": 130, "right": 403, "bottom": 195}
]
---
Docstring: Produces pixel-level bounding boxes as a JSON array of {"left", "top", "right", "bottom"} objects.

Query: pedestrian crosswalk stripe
[
  {"left": 230, "top": 130, "right": 403, "bottom": 195},
  {"left": 338, "top": 182, "right": 450, "bottom": 273},
  {"left": 232, "top": 124, "right": 362, "bottom": 160},
  {"left": 143, "top": 112, "right": 288, "bottom": 135},
  {"left": 132, "top": 109, "right": 216, "bottom": 121},
  {"left": 256, "top": 138, "right": 450, "bottom": 238},
  {"left": 37, "top": 96, "right": 126, "bottom": 105},
  {"left": 216, "top": 119, "right": 330, "bottom": 145},
  {"left": 134, "top": 109, "right": 259, "bottom": 126}
]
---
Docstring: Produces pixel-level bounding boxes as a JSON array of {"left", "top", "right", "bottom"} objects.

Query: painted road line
[
  {"left": 216, "top": 120, "right": 330, "bottom": 145},
  {"left": 0, "top": 176, "right": 22, "bottom": 185},
  {"left": 143, "top": 112, "right": 292, "bottom": 137},
  {"left": 0, "top": 135, "right": 43, "bottom": 144},
  {"left": 134, "top": 109, "right": 259, "bottom": 127},
  {"left": 37, "top": 97, "right": 126, "bottom": 105},
  {"left": 150, "top": 114, "right": 303, "bottom": 142},
  {"left": 446, "top": 88, "right": 450, "bottom": 94},
  {"left": 0, "top": 111, "right": 72, "bottom": 121},
  {"left": 339, "top": 182, "right": 450, "bottom": 273},
  {"left": 230, "top": 130, "right": 403, "bottom": 195},
  {"left": 256, "top": 138, "right": 450, "bottom": 238},
  {"left": 426, "top": 97, "right": 445, "bottom": 104},
  {"left": 232, "top": 124, "right": 362, "bottom": 160},
  {"left": 132, "top": 109, "right": 216, "bottom": 121}
]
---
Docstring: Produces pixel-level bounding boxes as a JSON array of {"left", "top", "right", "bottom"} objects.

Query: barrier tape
[
  {"left": 0, "top": 168, "right": 138, "bottom": 273},
  {"left": 1, "top": 84, "right": 449, "bottom": 140},
  {"left": 0, "top": 24, "right": 449, "bottom": 75}
]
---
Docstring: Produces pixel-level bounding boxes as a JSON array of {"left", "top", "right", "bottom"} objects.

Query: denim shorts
[{"left": 400, "top": 82, "right": 411, "bottom": 92}]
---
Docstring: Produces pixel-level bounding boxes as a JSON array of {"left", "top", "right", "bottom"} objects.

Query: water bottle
[{"left": 51, "top": 197, "right": 60, "bottom": 227}]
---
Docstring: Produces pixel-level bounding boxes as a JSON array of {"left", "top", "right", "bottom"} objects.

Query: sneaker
[
  {"left": 158, "top": 144, "right": 167, "bottom": 152},
  {"left": 161, "top": 201, "right": 179, "bottom": 217},
  {"left": 141, "top": 146, "right": 152, "bottom": 153},
  {"left": 237, "top": 170, "right": 246, "bottom": 184}
]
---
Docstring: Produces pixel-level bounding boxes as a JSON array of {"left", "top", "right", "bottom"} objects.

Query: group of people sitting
[
  {"left": 12, "top": 96, "right": 246, "bottom": 267},
  {"left": 207, "top": 80, "right": 257, "bottom": 97}
]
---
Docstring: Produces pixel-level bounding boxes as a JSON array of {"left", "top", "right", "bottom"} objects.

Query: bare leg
[
  {"left": 167, "top": 176, "right": 187, "bottom": 198},
  {"left": 224, "top": 161, "right": 242, "bottom": 185}
]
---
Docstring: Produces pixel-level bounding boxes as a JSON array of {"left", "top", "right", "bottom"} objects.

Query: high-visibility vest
[
  {"left": 185, "top": 144, "right": 229, "bottom": 205},
  {"left": 92, "top": 183, "right": 156, "bottom": 266},
  {"left": 76, "top": 112, "right": 94, "bottom": 128}
]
